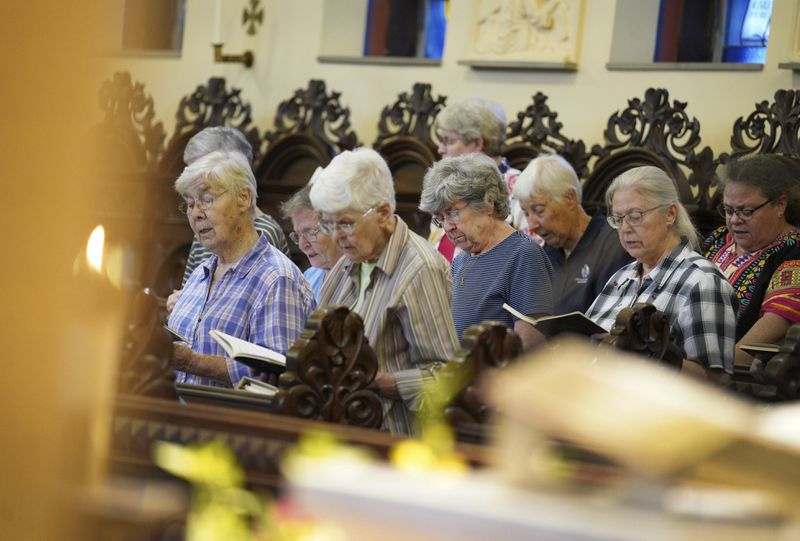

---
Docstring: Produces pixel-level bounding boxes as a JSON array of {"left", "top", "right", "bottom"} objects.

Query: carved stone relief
[{"left": 469, "top": 0, "right": 584, "bottom": 63}]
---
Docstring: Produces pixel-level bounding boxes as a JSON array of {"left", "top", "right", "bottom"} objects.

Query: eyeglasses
[
  {"left": 289, "top": 228, "right": 320, "bottom": 244},
  {"left": 178, "top": 191, "right": 224, "bottom": 215},
  {"left": 717, "top": 199, "right": 773, "bottom": 220},
  {"left": 607, "top": 204, "right": 669, "bottom": 229},
  {"left": 319, "top": 207, "right": 375, "bottom": 236},
  {"left": 431, "top": 205, "right": 467, "bottom": 228}
]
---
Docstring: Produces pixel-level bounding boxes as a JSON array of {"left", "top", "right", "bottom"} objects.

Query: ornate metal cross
[{"left": 242, "top": 0, "right": 264, "bottom": 36}]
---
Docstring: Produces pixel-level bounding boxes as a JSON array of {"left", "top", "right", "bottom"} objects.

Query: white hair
[
  {"left": 174, "top": 150, "right": 257, "bottom": 217},
  {"left": 309, "top": 148, "right": 396, "bottom": 213},
  {"left": 514, "top": 154, "right": 582, "bottom": 203},
  {"left": 606, "top": 166, "right": 699, "bottom": 249}
]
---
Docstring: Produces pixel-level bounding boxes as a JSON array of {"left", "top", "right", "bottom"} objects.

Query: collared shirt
[
  {"left": 182, "top": 213, "right": 290, "bottom": 286},
  {"left": 586, "top": 239, "right": 737, "bottom": 373},
  {"left": 169, "top": 234, "right": 316, "bottom": 387},
  {"left": 319, "top": 216, "right": 459, "bottom": 435},
  {"left": 543, "top": 211, "right": 632, "bottom": 314}
]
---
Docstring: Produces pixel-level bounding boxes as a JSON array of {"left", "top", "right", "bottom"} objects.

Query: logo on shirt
[{"left": 575, "top": 264, "right": 590, "bottom": 285}]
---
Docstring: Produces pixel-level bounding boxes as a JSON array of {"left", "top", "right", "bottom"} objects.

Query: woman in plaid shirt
[{"left": 586, "top": 166, "right": 737, "bottom": 383}]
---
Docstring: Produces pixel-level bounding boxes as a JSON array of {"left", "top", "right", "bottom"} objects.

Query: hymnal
[
  {"left": 502, "top": 303, "right": 606, "bottom": 338},
  {"left": 209, "top": 329, "right": 286, "bottom": 373}
]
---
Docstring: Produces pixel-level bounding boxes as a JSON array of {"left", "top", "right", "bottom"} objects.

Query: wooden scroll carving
[
  {"left": 160, "top": 77, "right": 261, "bottom": 176},
  {"left": 443, "top": 322, "right": 522, "bottom": 443},
  {"left": 505, "top": 92, "right": 590, "bottom": 178},
  {"left": 763, "top": 324, "right": 800, "bottom": 401},
  {"left": 275, "top": 306, "right": 383, "bottom": 429},
  {"left": 724, "top": 89, "right": 800, "bottom": 161},
  {"left": 263, "top": 79, "right": 358, "bottom": 155},
  {"left": 117, "top": 289, "right": 177, "bottom": 400},
  {"left": 601, "top": 303, "right": 683, "bottom": 370},
  {"left": 374, "top": 82, "right": 446, "bottom": 153},
  {"left": 96, "top": 71, "right": 166, "bottom": 172},
  {"left": 584, "top": 88, "right": 719, "bottom": 230},
  {"left": 373, "top": 83, "right": 447, "bottom": 237}
]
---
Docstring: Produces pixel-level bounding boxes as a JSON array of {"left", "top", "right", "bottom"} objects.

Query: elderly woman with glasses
[
  {"left": 168, "top": 150, "right": 316, "bottom": 387},
  {"left": 280, "top": 179, "right": 342, "bottom": 300},
  {"left": 431, "top": 97, "right": 529, "bottom": 261},
  {"left": 310, "top": 148, "right": 459, "bottom": 436},
  {"left": 420, "top": 153, "right": 554, "bottom": 351},
  {"left": 704, "top": 154, "right": 800, "bottom": 370},
  {"left": 586, "top": 166, "right": 737, "bottom": 383}
]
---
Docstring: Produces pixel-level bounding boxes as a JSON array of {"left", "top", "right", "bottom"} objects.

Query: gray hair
[
  {"left": 184, "top": 127, "right": 254, "bottom": 165},
  {"left": 420, "top": 153, "right": 510, "bottom": 220},
  {"left": 514, "top": 154, "right": 582, "bottom": 203},
  {"left": 309, "top": 148, "right": 396, "bottom": 214},
  {"left": 435, "top": 97, "right": 506, "bottom": 157},
  {"left": 280, "top": 184, "right": 313, "bottom": 219},
  {"left": 175, "top": 150, "right": 258, "bottom": 218},
  {"left": 722, "top": 154, "right": 800, "bottom": 226},
  {"left": 606, "top": 166, "right": 698, "bottom": 249}
]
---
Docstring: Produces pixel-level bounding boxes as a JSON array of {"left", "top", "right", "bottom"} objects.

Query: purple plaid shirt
[{"left": 168, "top": 234, "right": 316, "bottom": 387}]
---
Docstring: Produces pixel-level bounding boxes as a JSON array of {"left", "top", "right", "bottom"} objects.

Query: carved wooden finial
[
  {"left": 275, "top": 305, "right": 382, "bottom": 428},
  {"left": 601, "top": 303, "right": 683, "bottom": 370},
  {"left": 97, "top": 71, "right": 166, "bottom": 171},
  {"left": 443, "top": 321, "right": 522, "bottom": 440}
]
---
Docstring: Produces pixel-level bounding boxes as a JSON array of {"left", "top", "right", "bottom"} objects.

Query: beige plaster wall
[{"left": 98, "top": 0, "right": 800, "bottom": 159}]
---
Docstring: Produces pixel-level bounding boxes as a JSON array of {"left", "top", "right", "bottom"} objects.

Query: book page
[{"left": 209, "top": 330, "right": 286, "bottom": 366}]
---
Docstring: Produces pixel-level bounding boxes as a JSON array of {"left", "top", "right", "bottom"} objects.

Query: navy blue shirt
[
  {"left": 451, "top": 231, "right": 553, "bottom": 338},
  {"left": 543, "top": 211, "right": 632, "bottom": 314}
]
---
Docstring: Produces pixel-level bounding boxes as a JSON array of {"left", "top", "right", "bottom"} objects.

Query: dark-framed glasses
[
  {"left": 607, "top": 204, "right": 669, "bottom": 229},
  {"left": 289, "top": 228, "right": 320, "bottom": 244},
  {"left": 178, "top": 192, "right": 223, "bottom": 215},
  {"left": 319, "top": 207, "right": 375, "bottom": 236},
  {"left": 431, "top": 206, "right": 464, "bottom": 228},
  {"left": 717, "top": 199, "right": 773, "bottom": 220}
]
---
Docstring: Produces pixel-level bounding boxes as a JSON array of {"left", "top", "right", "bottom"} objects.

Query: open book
[
  {"left": 209, "top": 330, "right": 287, "bottom": 373},
  {"left": 163, "top": 325, "right": 190, "bottom": 343},
  {"left": 235, "top": 376, "right": 279, "bottom": 398},
  {"left": 502, "top": 303, "right": 606, "bottom": 338},
  {"left": 740, "top": 342, "right": 780, "bottom": 358}
]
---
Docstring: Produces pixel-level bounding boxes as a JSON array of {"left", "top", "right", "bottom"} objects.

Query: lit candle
[{"left": 213, "top": 0, "right": 222, "bottom": 44}]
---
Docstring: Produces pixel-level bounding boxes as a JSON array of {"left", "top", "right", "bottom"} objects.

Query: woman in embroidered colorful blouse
[{"left": 704, "top": 154, "right": 800, "bottom": 370}]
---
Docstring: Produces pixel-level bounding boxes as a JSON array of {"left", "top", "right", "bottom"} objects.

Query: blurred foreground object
[{"left": 489, "top": 339, "right": 800, "bottom": 518}]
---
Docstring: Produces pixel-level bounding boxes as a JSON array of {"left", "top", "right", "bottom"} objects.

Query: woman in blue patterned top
[
  {"left": 168, "top": 150, "right": 315, "bottom": 387},
  {"left": 420, "top": 153, "right": 554, "bottom": 351}
]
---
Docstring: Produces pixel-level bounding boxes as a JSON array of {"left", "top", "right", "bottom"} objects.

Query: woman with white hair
[
  {"left": 310, "top": 148, "right": 459, "bottom": 436},
  {"left": 420, "top": 153, "right": 553, "bottom": 351},
  {"left": 585, "top": 166, "right": 737, "bottom": 382},
  {"left": 168, "top": 150, "right": 315, "bottom": 387},
  {"left": 513, "top": 154, "right": 631, "bottom": 313}
]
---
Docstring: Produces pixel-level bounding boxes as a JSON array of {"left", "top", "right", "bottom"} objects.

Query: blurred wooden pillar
[{"left": 0, "top": 2, "right": 121, "bottom": 540}]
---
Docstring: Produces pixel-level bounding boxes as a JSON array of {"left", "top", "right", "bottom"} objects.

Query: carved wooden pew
[
  {"left": 254, "top": 80, "right": 358, "bottom": 241},
  {"left": 442, "top": 321, "right": 522, "bottom": 444},
  {"left": 440, "top": 305, "right": 689, "bottom": 442},
  {"left": 731, "top": 323, "right": 800, "bottom": 402},
  {"left": 504, "top": 91, "right": 589, "bottom": 179},
  {"left": 582, "top": 88, "right": 722, "bottom": 236},
  {"left": 110, "top": 298, "right": 487, "bottom": 491},
  {"left": 373, "top": 82, "right": 446, "bottom": 237},
  {"left": 722, "top": 89, "right": 800, "bottom": 161}
]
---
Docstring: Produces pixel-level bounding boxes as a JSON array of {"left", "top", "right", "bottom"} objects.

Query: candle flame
[{"left": 86, "top": 225, "right": 105, "bottom": 272}]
